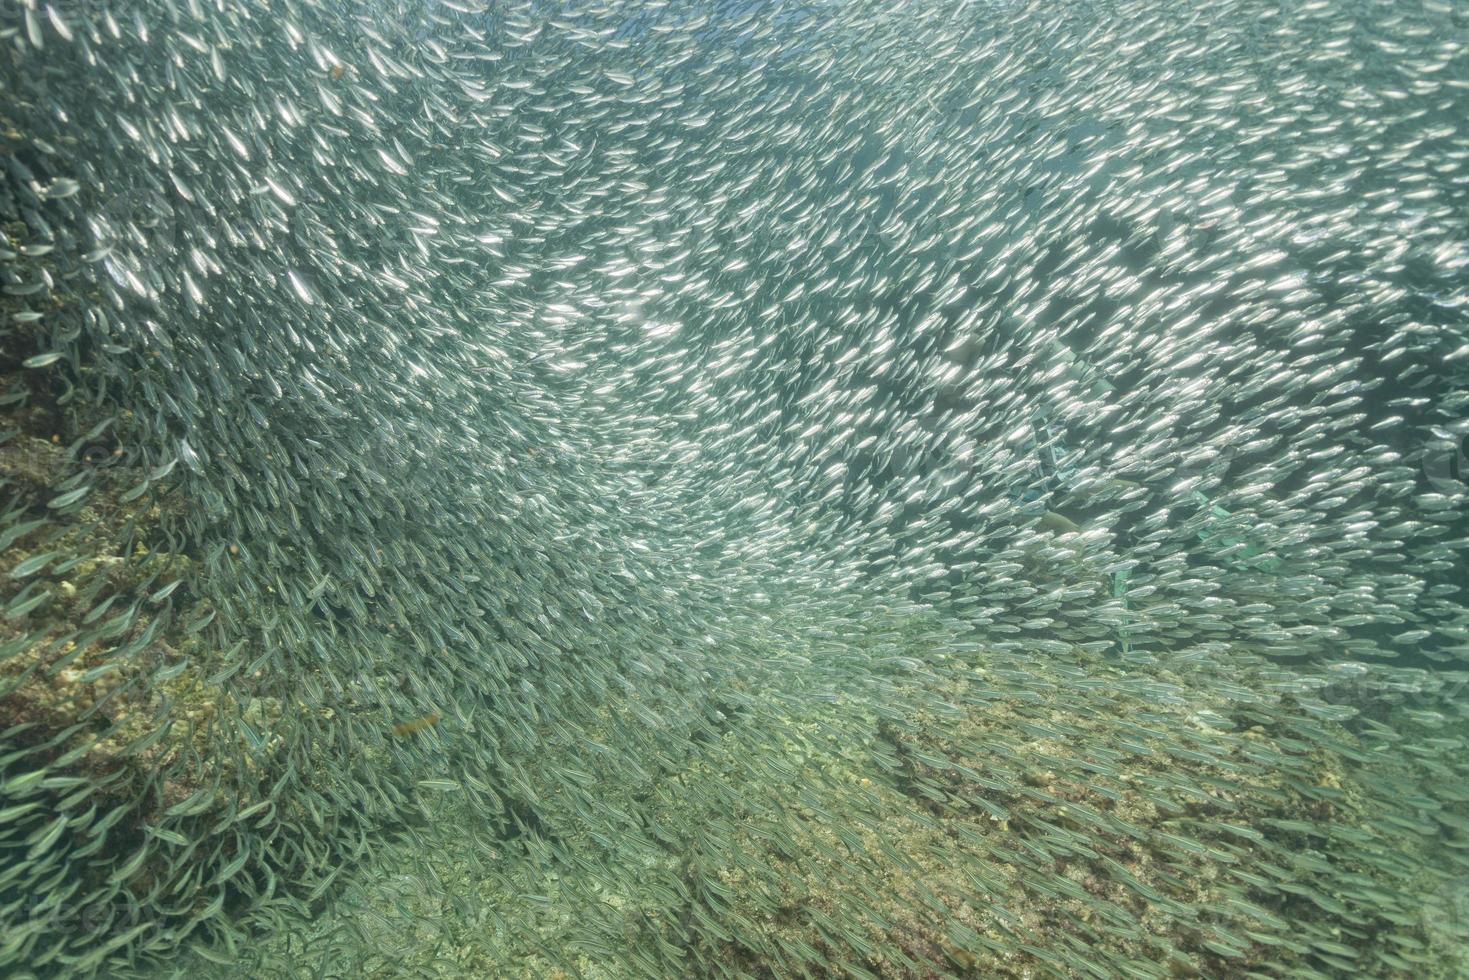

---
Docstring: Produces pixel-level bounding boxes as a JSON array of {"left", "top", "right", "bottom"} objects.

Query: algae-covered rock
[{"left": 236, "top": 620, "right": 1467, "bottom": 980}]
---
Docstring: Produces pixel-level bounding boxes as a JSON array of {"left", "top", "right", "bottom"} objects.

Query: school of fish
[{"left": 1, "top": 0, "right": 1467, "bottom": 976}]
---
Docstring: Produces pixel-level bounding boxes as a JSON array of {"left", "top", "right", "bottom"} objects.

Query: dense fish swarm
[{"left": 2, "top": 0, "right": 1468, "bottom": 977}]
